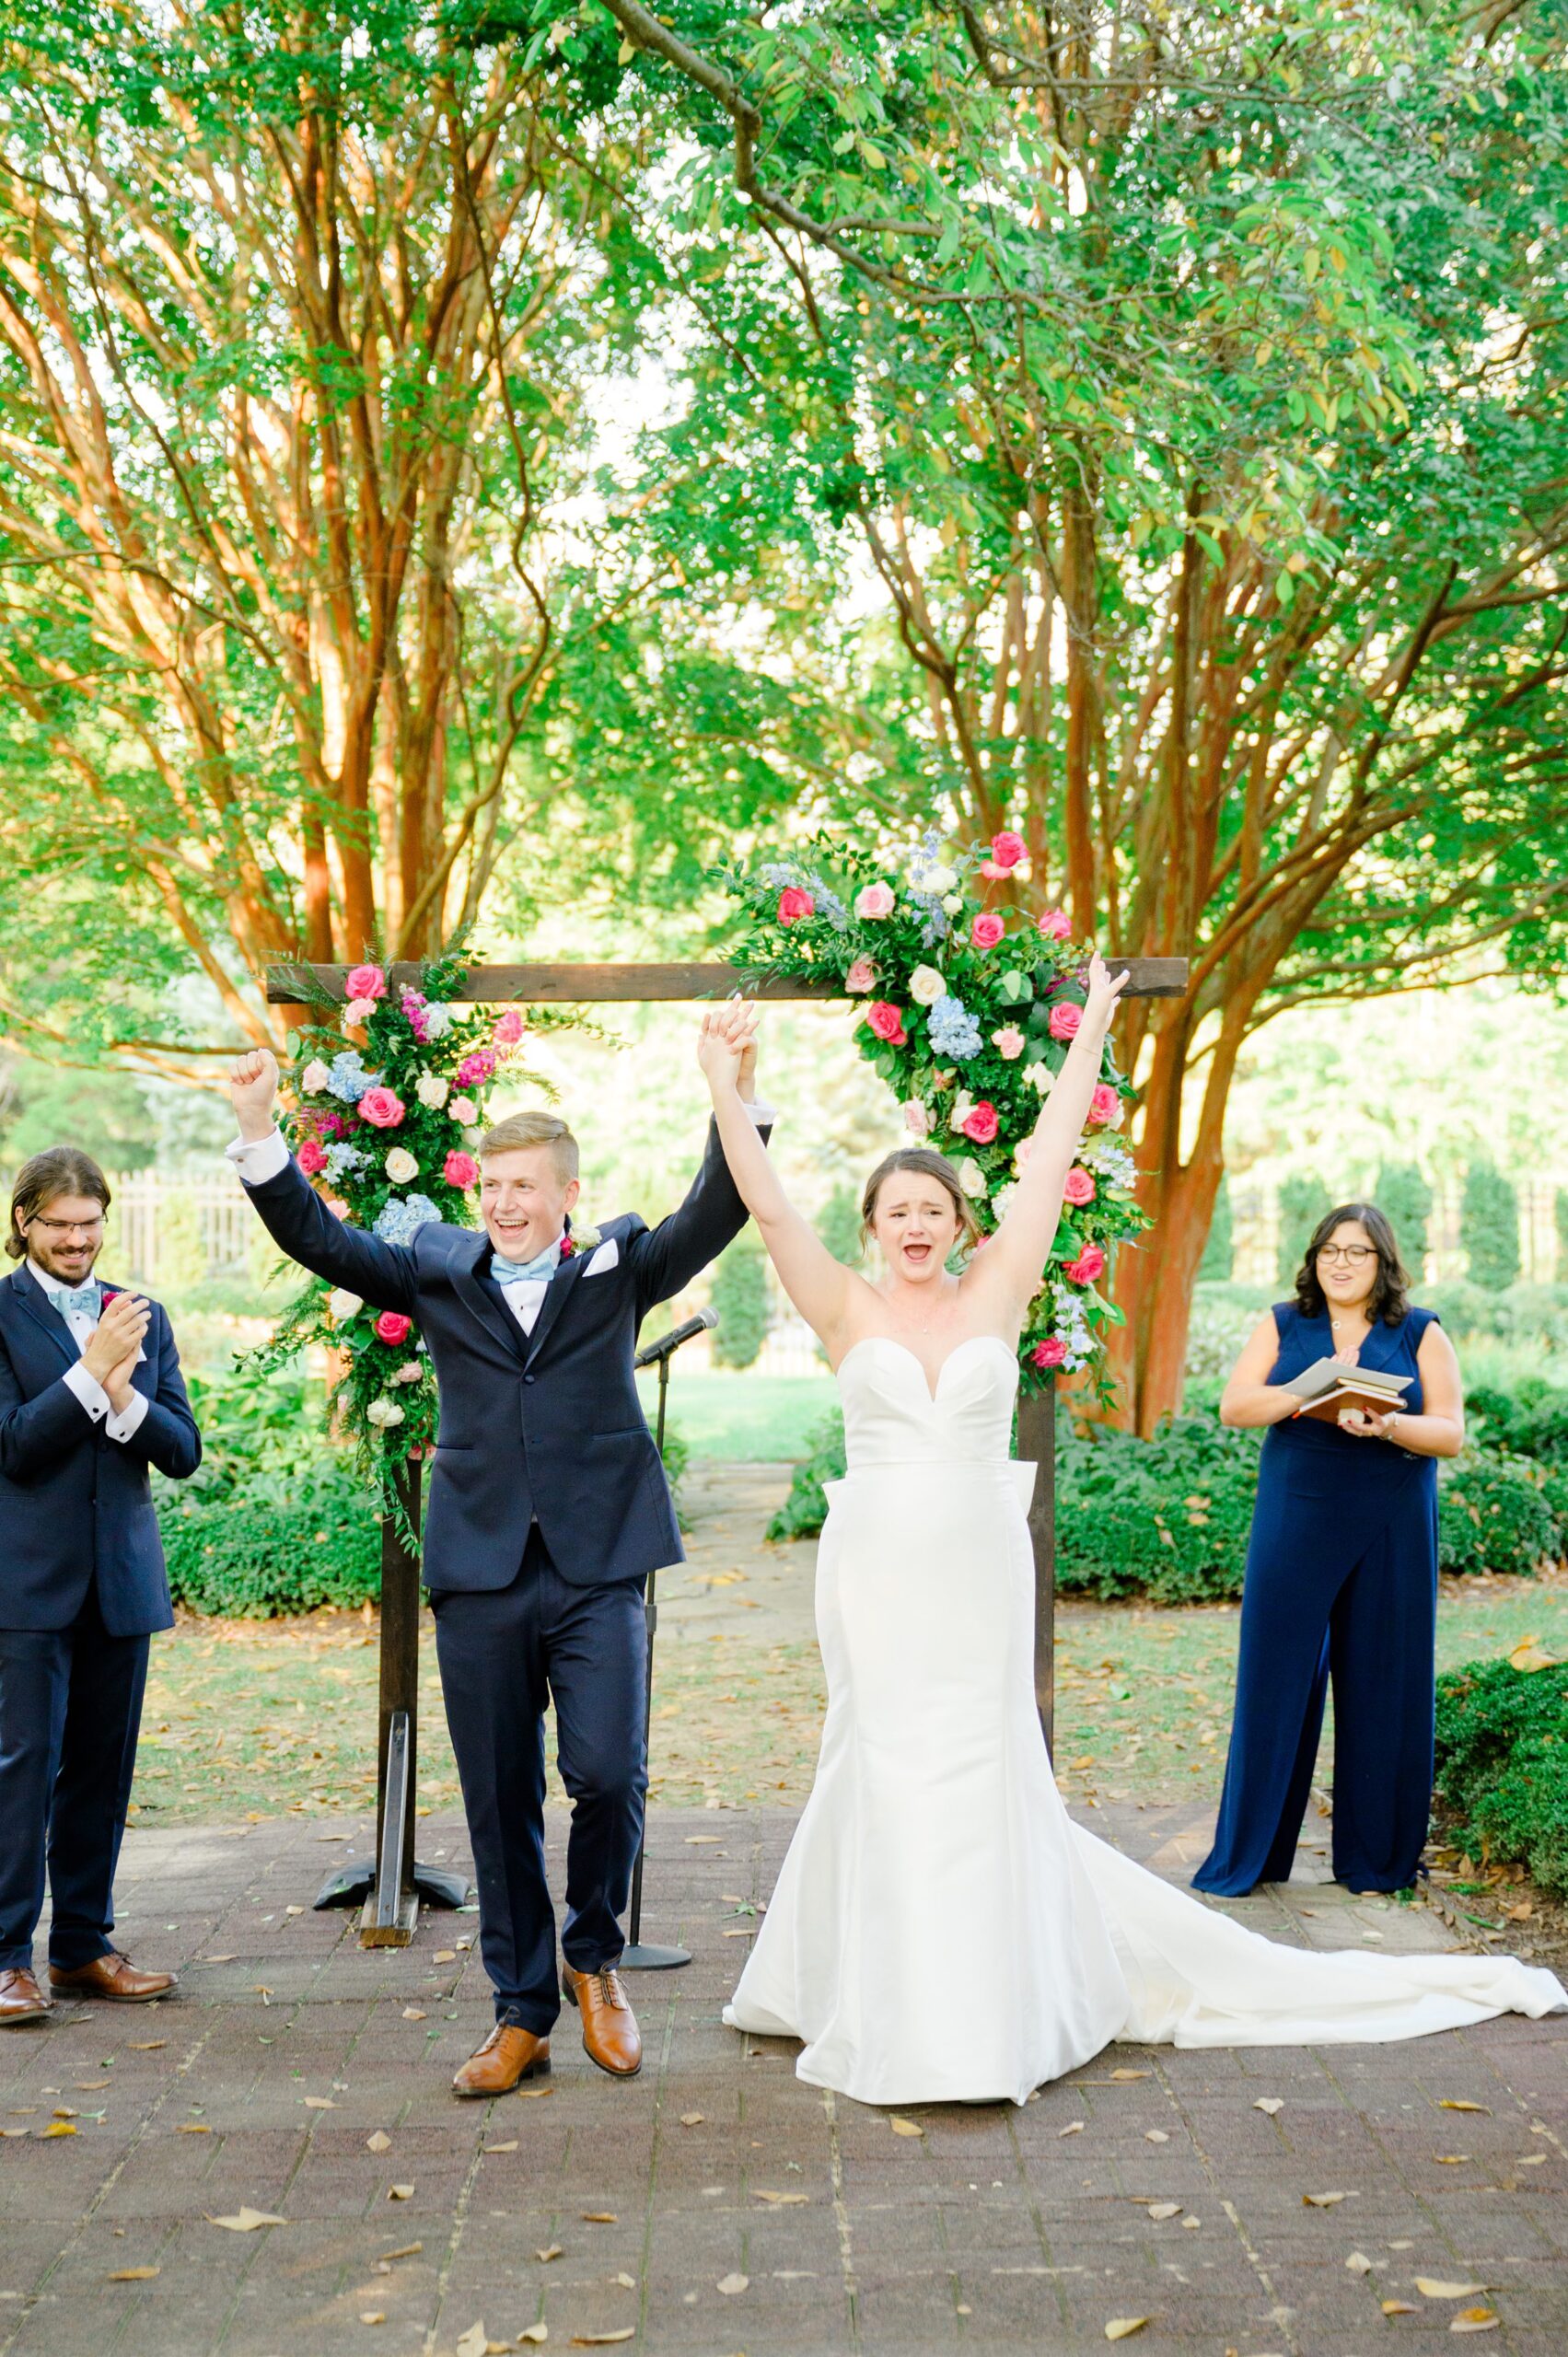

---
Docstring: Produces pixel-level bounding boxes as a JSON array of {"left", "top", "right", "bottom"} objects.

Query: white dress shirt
[
  {"left": 29, "top": 1261, "right": 150, "bottom": 1444},
  {"left": 226, "top": 1103, "right": 778, "bottom": 1340}
]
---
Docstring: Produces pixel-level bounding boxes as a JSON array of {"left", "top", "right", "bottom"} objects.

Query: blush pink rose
[
  {"left": 443, "top": 1149, "right": 479, "bottom": 1189},
  {"left": 970, "top": 911, "right": 1005, "bottom": 951},
  {"left": 343, "top": 996, "right": 377, "bottom": 1027},
  {"left": 358, "top": 1086, "right": 405, "bottom": 1129},
  {"left": 844, "top": 956, "right": 877, "bottom": 994},
  {"left": 960, "top": 1099, "right": 999, "bottom": 1144},
  {"left": 1063, "top": 1166, "right": 1096, "bottom": 1206},
  {"left": 777, "top": 886, "right": 815, "bottom": 925},
  {"left": 991, "top": 830, "right": 1027, "bottom": 870},
  {"left": 1049, "top": 1003, "right": 1082, "bottom": 1040},
  {"left": 492, "top": 1009, "right": 525, "bottom": 1046},
  {"left": 1064, "top": 1243, "right": 1107, "bottom": 1285},
  {"left": 1030, "top": 1337, "right": 1068, "bottom": 1370},
  {"left": 297, "top": 1137, "right": 328, "bottom": 1177},
  {"left": 854, "top": 881, "right": 896, "bottom": 920},
  {"left": 1037, "top": 908, "right": 1072, "bottom": 942},
  {"left": 903, "top": 1102, "right": 931, "bottom": 1138},
  {"left": 345, "top": 963, "right": 387, "bottom": 1002},
  {"left": 865, "top": 1000, "right": 908, "bottom": 1045},
  {"left": 991, "top": 1025, "right": 1026, "bottom": 1061},
  {"left": 374, "top": 1310, "right": 413, "bottom": 1346},
  {"left": 1088, "top": 1082, "right": 1121, "bottom": 1125}
]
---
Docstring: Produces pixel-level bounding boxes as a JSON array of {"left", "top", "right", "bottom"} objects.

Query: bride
[{"left": 694, "top": 976, "right": 1564, "bottom": 2107}]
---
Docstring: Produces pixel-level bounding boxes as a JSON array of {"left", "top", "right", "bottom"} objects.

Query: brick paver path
[{"left": 2, "top": 1805, "right": 1564, "bottom": 2356}]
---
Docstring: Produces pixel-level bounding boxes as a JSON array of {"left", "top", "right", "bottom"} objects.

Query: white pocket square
[{"left": 584, "top": 1237, "right": 620, "bottom": 1276}]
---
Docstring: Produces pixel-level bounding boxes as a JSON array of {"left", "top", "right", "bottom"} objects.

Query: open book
[{"left": 1285, "top": 1355, "right": 1412, "bottom": 1425}]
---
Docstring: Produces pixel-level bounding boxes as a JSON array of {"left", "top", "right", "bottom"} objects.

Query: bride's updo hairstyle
[{"left": 860, "top": 1148, "right": 981, "bottom": 1253}]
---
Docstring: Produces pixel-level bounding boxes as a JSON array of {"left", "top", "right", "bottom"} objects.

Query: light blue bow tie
[
  {"left": 490, "top": 1240, "right": 562, "bottom": 1288},
  {"left": 49, "top": 1281, "right": 102, "bottom": 1321}
]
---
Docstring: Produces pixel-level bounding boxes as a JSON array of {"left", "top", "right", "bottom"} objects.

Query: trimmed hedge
[
  {"left": 160, "top": 1463, "right": 381, "bottom": 1616},
  {"left": 1434, "top": 1657, "right": 1568, "bottom": 1895}
]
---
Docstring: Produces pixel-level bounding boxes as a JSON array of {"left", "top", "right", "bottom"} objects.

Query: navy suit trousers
[
  {"left": 0, "top": 1581, "right": 149, "bottom": 1971},
  {"left": 431, "top": 1527, "right": 647, "bottom": 2031}
]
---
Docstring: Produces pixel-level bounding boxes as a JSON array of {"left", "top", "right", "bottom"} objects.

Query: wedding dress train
[{"left": 724, "top": 1336, "right": 1565, "bottom": 2107}]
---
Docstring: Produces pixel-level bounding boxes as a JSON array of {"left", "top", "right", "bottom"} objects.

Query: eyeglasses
[
  {"left": 28, "top": 1213, "right": 105, "bottom": 1239},
  {"left": 1317, "top": 1244, "right": 1374, "bottom": 1267}
]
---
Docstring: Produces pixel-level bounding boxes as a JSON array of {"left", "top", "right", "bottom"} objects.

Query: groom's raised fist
[{"left": 229, "top": 1047, "right": 281, "bottom": 1141}]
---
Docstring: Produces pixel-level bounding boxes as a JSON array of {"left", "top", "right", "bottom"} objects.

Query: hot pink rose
[
  {"left": 345, "top": 963, "right": 386, "bottom": 1002},
  {"left": 358, "top": 1086, "right": 405, "bottom": 1129},
  {"left": 1063, "top": 1166, "right": 1096, "bottom": 1206},
  {"left": 1088, "top": 1082, "right": 1121, "bottom": 1125},
  {"left": 777, "top": 886, "right": 815, "bottom": 925},
  {"left": 443, "top": 1149, "right": 479, "bottom": 1189},
  {"left": 374, "top": 1310, "right": 413, "bottom": 1346},
  {"left": 297, "top": 1137, "right": 328, "bottom": 1177},
  {"left": 991, "top": 1026, "right": 1026, "bottom": 1061},
  {"left": 455, "top": 1050, "right": 496, "bottom": 1088},
  {"left": 960, "top": 1099, "right": 999, "bottom": 1144},
  {"left": 1064, "top": 1243, "right": 1107, "bottom": 1285},
  {"left": 1049, "top": 1003, "right": 1083, "bottom": 1040},
  {"left": 844, "top": 956, "right": 877, "bottom": 994},
  {"left": 492, "top": 1009, "right": 525, "bottom": 1046},
  {"left": 854, "top": 881, "right": 896, "bottom": 920},
  {"left": 970, "top": 911, "right": 1005, "bottom": 951},
  {"left": 865, "top": 1000, "right": 908, "bottom": 1045},
  {"left": 991, "top": 830, "right": 1027, "bottom": 871},
  {"left": 1037, "top": 908, "right": 1072, "bottom": 942},
  {"left": 1031, "top": 1337, "right": 1068, "bottom": 1370}
]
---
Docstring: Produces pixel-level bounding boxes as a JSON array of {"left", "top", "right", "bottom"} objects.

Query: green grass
[{"left": 637, "top": 1370, "right": 837, "bottom": 1460}]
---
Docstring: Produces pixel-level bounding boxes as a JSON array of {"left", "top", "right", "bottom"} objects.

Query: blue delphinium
[
  {"left": 327, "top": 1051, "right": 373, "bottom": 1104},
  {"left": 927, "top": 993, "right": 982, "bottom": 1059},
  {"left": 374, "top": 1192, "right": 443, "bottom": 1244},
  {"left": 323, "top": 1142, "right": 366, "bottom": 1182}
]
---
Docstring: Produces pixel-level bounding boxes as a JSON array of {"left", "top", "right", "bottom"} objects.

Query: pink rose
[
  {"left": 455, "top": 1050, "right": 496, "bottom": 1089},
  {"left": 1063, "top": 1166, "right": 1096, "bottom": 1206},
  {"left": 358, "top": 1086, "right": 405, "bottom": 1130},
  {"left": 343, "top": 996, "right": 377, "bottom": 1027},
  {"left": 960, "top": 1099, "right": 999, "bottom": 1144},
  {"left": 844, "top": 956, "right": 877, "bottom": 994},
  {"left": 1064, "top": 1243, "right": 1107, "bottom": 1285},
  {"left": 1013, "top": 1134, "right": 1034, "bottom": 1171},
  {"left": 854, "top": 881, "right": 896, "bottom": 920},
  {"left": 970, "top": 911, "right": 1005, "bottom": 951},
  {"left": 865, "top": 1000, "right": 908, "bottom": 1045},
  {"left": 991, "top": 830, "right": 1027, "bottom": 871},
  {"left": 374, "top": 1310, "right": 413, "bottom": 1346},
  {"left": 1049, "top": 1003, "right": 1082, "bottom": 1040},
  {"left": 1031, "top": 1337, "right": 1068, "bottom": 1370},
  {"left": 492, "top": 1009, "right": 525, "bottom": 1046},
  {"left": 443, "top": 1149, "right": 479, "bottom": 1189},
  {"left": 1037, "top": 909, "right": 1072, "bottom": 942},
  {"left": 777, "top": 886, "right": 815, "bottom": 925},
  {"left": 1088, "top": 1082, "right": 1121, "bottom": 1125},
  {"left": 345, "top": 964, "right": 386, "bottom": 1002},
  {"left": 297, "top": 1137, "right": 328, "bottom": 1177},
  {"left": 991, "top": 1026, "right": 1026, "bottom": 1061},
  {"left": 903, "top": 1102, "right": 931, "bottom": 1138}
]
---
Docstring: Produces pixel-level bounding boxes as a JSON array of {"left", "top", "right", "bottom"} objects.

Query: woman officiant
[{"left": 1193, "top": 1204, "right": 1465, "bottom": 1898}]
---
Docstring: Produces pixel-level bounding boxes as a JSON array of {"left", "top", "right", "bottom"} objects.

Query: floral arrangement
[
  {"left": 253, "top": 951, "right": 549, "bottom": 1515},
  {"left": 722, "top": 832, "right": 1146, "bottom": 1394}
]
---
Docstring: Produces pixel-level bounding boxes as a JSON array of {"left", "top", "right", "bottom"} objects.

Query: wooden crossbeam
[{"left": 264, "top": 956, "right": 1189, "bottom": 1005}]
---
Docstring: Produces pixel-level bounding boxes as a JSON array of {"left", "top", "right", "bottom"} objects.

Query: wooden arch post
[{"left": 265, "top": 956, "right": 1187, "bottom": 1939}]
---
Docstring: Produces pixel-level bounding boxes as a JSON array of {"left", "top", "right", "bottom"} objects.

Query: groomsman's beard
[{"left": 21, "top": 1218, "right": 102, "bottom": 1285}]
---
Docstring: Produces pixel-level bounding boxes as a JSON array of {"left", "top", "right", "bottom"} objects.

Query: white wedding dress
[{"left": 724, "top": 1336, "right": 1565, "bottom": 2107}]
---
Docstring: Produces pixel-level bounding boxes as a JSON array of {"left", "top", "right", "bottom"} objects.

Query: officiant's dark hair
[
  {"left": 7, "top": 1146, "right": 112, "bottom": 1260},
  {"left": 1294, "top": 1202, "right": 1411, "bottom": 1327},
  {"left": 860, "top": 1149, "right": 980, "bottom": 1251}
]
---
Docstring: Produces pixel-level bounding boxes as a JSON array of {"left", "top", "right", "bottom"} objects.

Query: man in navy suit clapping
[{"left": 0, "top": 1148, "right": 202, "bottom": 2026}]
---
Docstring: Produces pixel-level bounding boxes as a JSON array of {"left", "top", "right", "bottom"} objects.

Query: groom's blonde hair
[{"left": 478, "top": 1109, "right": 578, "bottom": 1183}]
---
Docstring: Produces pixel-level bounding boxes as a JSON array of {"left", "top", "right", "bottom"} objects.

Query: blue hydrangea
[
  {"left": 322, "top": 1143, "right": 366, "bottom": 1181},
  {"left": 327, "top": 1051, "right": 373, "bottom": 1104},
  {"left": 758, "top": 862, "right": 801, "bottom": 889},
  {"left": 374, "top": 1192, "right": 442, "bottom": 1244},
  {"left": 926, "top": 993, "right": 982, "bottom": 1059}
]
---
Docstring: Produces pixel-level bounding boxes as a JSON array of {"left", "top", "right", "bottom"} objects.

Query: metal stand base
[
  {"left": 312, "top": 1860, "right": 470, "bottom": 1913},
  {"left": 620, "top": 1941, "right": 691, "bottom": 1971}
]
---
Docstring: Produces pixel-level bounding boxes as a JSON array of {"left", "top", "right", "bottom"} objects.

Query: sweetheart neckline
[{"left": 836, "top": 1332, "right": 1016, "bottom": 1407}]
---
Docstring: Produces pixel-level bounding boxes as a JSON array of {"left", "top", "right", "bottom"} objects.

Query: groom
[{"left": 226, "top": 1032, "right": 769, "bottom": 2095}]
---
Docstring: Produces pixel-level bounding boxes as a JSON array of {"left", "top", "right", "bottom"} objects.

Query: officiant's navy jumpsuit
[{"left": 1193, "top": 1302, "right": 1441, "bottom": 1896}]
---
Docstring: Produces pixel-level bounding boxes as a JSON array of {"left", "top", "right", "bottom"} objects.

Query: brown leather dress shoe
[
  {"left": 563, "top": 1964, "right": 642, "bottom": 2077},
  {"left": 0, "top": 1968, "right": 52, "bottom": 2026},
  {"left": 48, "top": 1953, "right": 176, "bottom": 2003},
  {"left": 451, "top": 2023, "right": 552, "bottom": 2097}
]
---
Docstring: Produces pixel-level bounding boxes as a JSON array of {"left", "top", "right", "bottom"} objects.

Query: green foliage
[
  {"left": 1276, "top": 1174, "right": 1333, "bottom": 1285},
  {"left": 1437, "top": 1456, "right": 1562, "bottom": 1579},
  {"left": 1198, "top": 1173, "right": 1234, "bottom": 1282},
  {"left": 710, "top": 1230, "right": 770, "bottom": 1371},
  {"left": 0, "top": 1057, "right": 159, "bottom": 1173},
  {"left": 1434, "top": 1658, "right": 1568, "bottom": 1895},
  {"left": 816, "top": 1184, "right": 864, "bottom": 1268},
  {"left": 1557, "top": 1187, "right": 1568, "bottom": 1279},
  {"left": 1463, "top": 1162, "right": 1523, "bottom": 1291},
  {"left": 1376, "top": 1163, "right": 1434, "bottom": 1272},
  {"left": 767, "top": 1410, "right": 848, "bottom": 1541},
  {"left": 1422, "top": 1283, "right": 1568, "bottom": 1354}
]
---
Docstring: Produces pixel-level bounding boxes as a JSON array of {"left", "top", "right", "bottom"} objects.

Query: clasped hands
[
  {"left": 698, "top": 999, "right": 760, "bottom": 1098},
  {"left": 80, "top": 1288, "right": 151, "bottom": 1413}
]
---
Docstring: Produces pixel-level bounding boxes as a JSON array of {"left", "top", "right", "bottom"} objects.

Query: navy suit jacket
[
  {"left": 240, "top": 1119, "right": 760, "bottom": 1592},
  {"left": 0, "top": 1266, "right": 203, "bottom": 1636}
]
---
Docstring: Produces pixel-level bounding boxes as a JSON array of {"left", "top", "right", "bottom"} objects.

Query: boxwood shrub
[{"left": 1434, "top": 1657, "right": 1568, "bottom": 1894}]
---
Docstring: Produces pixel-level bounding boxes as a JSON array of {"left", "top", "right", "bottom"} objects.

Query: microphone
[{"left": 634, "top": 1308, "right": 718, "bottom": 1370}]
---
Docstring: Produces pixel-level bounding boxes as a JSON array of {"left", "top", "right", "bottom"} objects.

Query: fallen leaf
[
  {"left": 1508, "top": 1643, "right": 1557, "bottom": 1673},
  {"left": 128, "top": 2040, "right": 166, "bottom": 2050},
  {"left": 889, "top": 2116, "right": 924, "bottom": 2138},
  {"left": 108, "top": 2267, "right": 159, "bottom": 2281},
  {"left": 1346, "top": 2252, "right": 1374, "bottom": 2274},
  {"left": 1145, "top": 2201, "right": 1181, "bottom": 2221},
  {"left": 176, "top": 2123, "right": 211, "bottom": 2134},
  {"left": 716, "top": 2273, "right": 749, "bottom": 2295},
  {"left": 202, "top": 1954, "right": 237, "bottom": 1964},
  {"left": 51, "top": 2107, "right": 77, "bottom": 2119},
  {"left": 75, "top": 2081, "right": 111, "bottom": 2091},
  {"left": 40, "top": 2122, "right": 77, "bottom": 2139},
  {"left": 679, "top": 2112, "right": 704, "bottom": 2127},
  {"left": 379, "top": 2244, "right": 423, "bottom": 2262},
  {"left": 535, "top": 2246, "right": 563, "bottom": 2264},
  {"left": 1180, "top": 2216, "right": 1200, "bottom": 2231},
  {"left": 1059, "top": 2119, "right": 1085, "bottom": 2137},
  {"left": 1304, "top": 2190, "right": 1357, "bottom": 2207},
  {"left": 722, "top": 1927, "right": 754, "bottom": 1937},
  {"left": 1382, "top": 2300, "right": 1420, "bottom": 2316},
  {"left": 1254, "top": 2097, "right": 1284, "bottom": 2116},
  {"left": 402, "top": 2007, "right": 426, "bottom": 2021},
  {"left": 0, "top": 2129, "right": 27, "bottom": 2140},
  {"left": 569, "top": 2336, "right": 633, "bottom": 2349},
  {"left": 303, "top": 2096, "right": 335, "bottom": 2110},
  {"left": 1437, "top": 2100, "right": 1492, "bottom": 2114},
  {"left": 482, "top": 2141, "right": 518, "bottom": 2154},
  {"left": 1144, "top": 2129, "right": 1169, "bottom": 2143},
  {"left": 1109, "top": 2069, "right": 1150, "bottom": 2082},
  {"left": 1415, "top": 2281, "right": 1487, "bottom": 2299},
  {"left": 611, "top": 2272, "right": 636, "bottom": 2289},
  {"left": 683, "top": 1835, "right": 723, "bottom": 1843},
  {"left": 518, "top": 2330, "right": 549, "bottom": 2347},
  {"left": 1450, "top": 2312, "right": 1499, "bottom": 2335},
  {"left": 1104, "top": 2323, "right": 1151, "bottom": 2343},
  {"left": 433, "top": 1949, "right": 458, "bottom": 1964},
  {"left": 387, "top": 2185, "right": 414, "bottom": 2201},
  {"left": 359, "top": 2316, "right": 385, "bottom": 2328},
  {"left": 1433, "top": 2154, "right": 1472, "bottom": 2165},
  {"left": 753, "top": 2189, "right": 809, "bottom": 2205},
  {"left": 366, "top": 2131, "right": 392, "bottom": 2154},
  {"left": 1518, "top": 2153, "right": 1546, "bottom": 2165},
  {"left": 517, "top": 2086, "right": 552, "bottom": 2101},
  {"left": 457, "top": 2328, "right": 488, "bottom": 2357},
  {"left": 205, "top": 2208, "right": 285, "bottom": 2232},
  {"left": 581, "top": 2212, "right": 617, "bottom": 2223}
]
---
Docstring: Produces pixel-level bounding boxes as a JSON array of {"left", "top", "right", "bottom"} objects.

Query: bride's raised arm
[
  {"left": 964, "top": 952, "right": 1130, "bottom": 1321},
  {"left": 697, "top": 1003, "right": 860, "bottom": 1353}
]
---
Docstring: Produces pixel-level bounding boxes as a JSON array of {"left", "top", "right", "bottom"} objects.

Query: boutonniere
[{"left": 560, "top": 1222, "right": 601, "bottom": 1260}]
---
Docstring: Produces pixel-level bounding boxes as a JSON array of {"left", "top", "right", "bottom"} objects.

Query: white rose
[
  {"left": 395, "top": 1360, "right": 424, "bottom": 1385},
  {"left": 923, "top": 863, "right": 958, "bottom": 896},
  {"left": 327, "top": 1288, "right": 363, "bottom": 1322},
  {"left": 301, "top": 1059, "right": 331, "bottom": 1094},
  {"left": 1022, "top": 1060, "right": 1054, "bottom": 1096},
  {"left": 448, "top": 1095, "right": 478, "bottom": 1124},
  {"left": 991, "top": 1180, "right": 1017, "bottom": 1222},
  {"left": 941, "top": 892, "right": 963, "bottom": 914},
  {"left": 947, "top": 1089, "right": 975, "bottom": 1133},
  {"left": 573, "top": 1223, "right": 602, "bottom": 1250},
  {"left": 462, "top": 1126, "right": 483, "bottom": 1150},
  {"left": 416, "top": 1073, "right": 450, "bottom": 1109},
  {"left": 908, "top": 964, "right": 946, "bottom": 1005},
  {"left": 957, "top": 1157, "right": 988, "bottom": 1201},
  {"left": 366, "top": 1396, "right": 405, "bottom": 1429},
  {"left": 384, "top": 1145, "right": 419, "bottom": 1184}
]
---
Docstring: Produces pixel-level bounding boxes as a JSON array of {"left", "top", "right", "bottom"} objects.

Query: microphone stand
[{"left": 621, "top": 1309, "right": 715, "bottom": 1970}]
